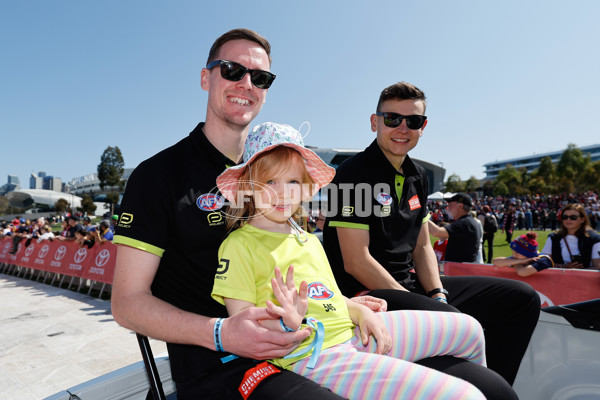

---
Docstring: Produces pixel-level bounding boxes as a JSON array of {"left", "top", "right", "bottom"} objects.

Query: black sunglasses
[
  {"left": 206, "top": 60, "right": 276, "bottom": 89},
  {"left": 562, "top": 214, "right": 581, "bottom": 221},
  {"left": 375, "top": 112, "right": 427, "bottom": 129}
]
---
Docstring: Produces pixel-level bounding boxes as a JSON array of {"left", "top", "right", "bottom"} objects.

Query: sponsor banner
[
  {"left": 443, "top": 262, "right": 600, "bottom": 307},
  {"left": 80, "top": 244, "right": 116, "bottom": 284},
  {"left": 1, "top": 237, "right": 116, "bottom": 284}
]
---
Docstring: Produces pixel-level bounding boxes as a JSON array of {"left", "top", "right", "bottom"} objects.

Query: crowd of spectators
[
  {"left": 429, "top": 191, "right": 600, "bottom": 270},
  {"left": 0, "top": 213, "right": 116, "bottom": 252},
  {"left": 429, "top": 191, "right": 600, "bottom": 233}
]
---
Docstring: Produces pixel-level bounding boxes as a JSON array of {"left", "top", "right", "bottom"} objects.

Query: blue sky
[{"left": 2, "top": 0, "right": 599, "bottom": 189}]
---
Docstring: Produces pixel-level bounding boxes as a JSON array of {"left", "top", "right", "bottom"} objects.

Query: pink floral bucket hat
[{"left": 216, "top": 122, "right": 335, "bottom": 201}]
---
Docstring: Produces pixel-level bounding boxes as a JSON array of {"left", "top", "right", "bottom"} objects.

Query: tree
[
  {"left": 493, "top": 182, "right": 509, "bottom": 196},
  {"left": 495, "top": 164, "right": 522, "bottom": 195},
  {"left": 79, "top": 194, "right": 97, "bottom": 214},
  {"left": 444, "top": 174, "right": 464, "bottom": 193},
  {"left": 0, "top": 196, "right": 9, "bottom": 215},
  {"left": 557, "top": 143, "right": 590, "bottom": 191},
  {"left": 464, "top": 176, "right": 480, "bottom": 193},
  {"left": 54, "top": 198, "right": 69, "bottom": 213},
  {"left": 97, "top": 146, "right": 125, "bottom": 190},
  {"left": 97, "top": 146, "right": 125, "bottom": 214},
  {"left": 105, "top": 192, "right": 121, "bottom": 214}
]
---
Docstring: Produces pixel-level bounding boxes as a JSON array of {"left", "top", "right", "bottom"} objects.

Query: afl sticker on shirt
[
  {"left": 196, "top": 193, "right": 225, "bottom": 211},
  {"left": 376, "top": 192, "right": 393, "bottom": 206},
  {"left": 308, "top": 282, "right": 334, "bottom": 300},
  {"left": 408, "top": 195, "right": 421, "bottom": 211}
]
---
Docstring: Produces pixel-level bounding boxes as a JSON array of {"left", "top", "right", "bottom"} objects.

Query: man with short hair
[
  {"left": 428, "top": 193, "right": 482, "bottom": 263},
  {"left": 323, "top": 81, "right": 540, "bottom": 398},
  {"left": 111, "top": 29, "right": 343, "bottom": 399}
]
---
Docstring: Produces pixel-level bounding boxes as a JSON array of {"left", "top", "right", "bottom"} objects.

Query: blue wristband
[
  {"left": 214, "top": 318, "right": 225, "bottom": 352},
  {"left": 280, "top": 317, "right": 297, "bottom": 332},
  {"left": 434, "top": 297, "right": 448, "bottom": 304}
]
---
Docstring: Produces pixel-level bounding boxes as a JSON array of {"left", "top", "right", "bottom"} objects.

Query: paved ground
[{"left": 0, "top": 271, "right": 167, "bottom": 400}]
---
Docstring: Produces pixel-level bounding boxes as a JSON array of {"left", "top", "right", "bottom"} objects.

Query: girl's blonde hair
[{"left": 225, "top": 146, "right": 315, "bottom": 232}]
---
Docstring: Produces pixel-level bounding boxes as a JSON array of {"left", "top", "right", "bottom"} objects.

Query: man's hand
[
  {"left": 220, "top": 307, "right": 311, "bottom": 359},
  {"left": 350, "top": 295, "right": 388, "bottom": 312}
]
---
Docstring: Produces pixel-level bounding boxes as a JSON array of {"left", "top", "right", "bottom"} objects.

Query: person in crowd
[
  {"left": 493, "top": 232, "right": 554, "bottom": 276},
  {"left": 502, "top": 206, "right": 516, "bottom": 243},
  {"left": 95, "top": 219, "right": 114, "bottom": 243},
  {"left": 36, "top": 224, "right": 55, "bottom": 242},
  {"left": 74, "top": 228, "right": 95, "bottom": 249},
  {"left": 111, "top": 28, "right": 348, "bottom": 400},
  {"left": 427, "top": 193, "right": 482, "bottom": 263},
  {"left": 549, "top": 208, "right": 558, "bottom": 230},
  {"left": 323, "top": 81, "right": 539, "bottom": 397},
  {"left": 8, "top": 220, "right": 30, "bottom": 254},
  {"left": 56, "top": 215, "right": 83, "bottom": 241},
  {"left": 525, "top": 209, "right": 533, "bottom": 230},
  {"left": 470, "top": 210, "right": 484, "bottom": 263},
  {"left": 478, "top": 205, "right": 498, "bottom": 263},
  {"left": 212, "top": 122, "right": 486, "bottom": 400},
  {"left": 83, "top": 216, "right": 97, "bottom": 233},
  {"left": 540, "top": 203, "right": 600, "bottom": 269},
  {"left": 432, "top": 222, "right": 449, "bottom": 262}
]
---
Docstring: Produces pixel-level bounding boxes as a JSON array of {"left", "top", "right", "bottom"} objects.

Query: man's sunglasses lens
[
  {"left": 217, "top": 60, "right": 275, "bottom": 89},
  {"left": 377, "top": 112, "right": 427, "bottom": 129}
]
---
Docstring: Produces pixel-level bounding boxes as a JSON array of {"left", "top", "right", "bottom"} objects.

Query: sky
[{"left": 2, "top": 0, "right": 599, "bottom": 189}]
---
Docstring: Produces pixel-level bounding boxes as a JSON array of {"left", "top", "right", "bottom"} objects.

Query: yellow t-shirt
[{"left": 212, "top": 224, "right": 354, "bottom": 368}]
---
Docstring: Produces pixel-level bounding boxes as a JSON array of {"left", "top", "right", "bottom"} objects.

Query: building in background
[
  {"left": 0, "top": 175, "right": 21, "bottom": 196},
  {"left": 483, "top": 144, "right": 600, "bottom": 180}
]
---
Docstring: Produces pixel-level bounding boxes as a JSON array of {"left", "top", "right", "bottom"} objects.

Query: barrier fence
[
  {"left": 1, "top": 236, "right": 598, "bottom": 307},
  {"left": 444, "top": 262, "right": 600, "bottom": 307},
  {"left": 0, "top": 237, "right": 116, "bottom": 296}
]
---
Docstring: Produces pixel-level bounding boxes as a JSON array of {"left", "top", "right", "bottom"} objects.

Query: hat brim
[{"left": 217, "top": 143, "right": 335, "bottom": 202}]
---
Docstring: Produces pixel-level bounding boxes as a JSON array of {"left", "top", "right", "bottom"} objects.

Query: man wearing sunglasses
[
  {"left": 323, "top": 81, "right": 541, "bottom": 399},
  {"left": 112, "top": 29, "right": 343, "bottom": 400}
]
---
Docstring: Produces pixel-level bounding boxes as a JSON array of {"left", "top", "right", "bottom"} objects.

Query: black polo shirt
[
  {"left": 444, "top": 214, "right": 482, "bottom": 262},
  {"left": 114, "top": 122, "right": 235, "bottom": 381},
  {"left": 323, "top": 140, "right": 429, "bottom": 296}
]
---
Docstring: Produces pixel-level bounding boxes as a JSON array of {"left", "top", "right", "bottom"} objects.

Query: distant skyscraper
[
  {"left": 30, "top": 173, "right": 43, "bottom": 189},
  {"left": 8, "top": 175, "right": 20, "bottom": 186}
]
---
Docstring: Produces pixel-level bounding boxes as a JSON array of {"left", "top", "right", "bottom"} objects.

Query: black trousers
[
  {"left": 369, "top": 275, "right": 540, "bottom": 399},
  {"left": 481, "top": 232, "right": 495, "bottom": 263},
  {"left": 175, "top": 358, "right": 346, "bottom": 400}
]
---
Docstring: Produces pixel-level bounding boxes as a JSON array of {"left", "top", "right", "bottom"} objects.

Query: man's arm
[
  {"left": 412, "top": 221, "right": 446, "bottom": 299},
  {"left": 111, "top": 245, "right": 309, "bottom": 359},
  {"left": 336, "top": 227, "right": 408, "bottom": 291},
  {"left": 427, "top": 220, "right": 449, "bottom": 240}
]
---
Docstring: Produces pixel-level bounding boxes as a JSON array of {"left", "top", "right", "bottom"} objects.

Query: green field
[{"left": 431, "top": 229, "right": 552, "bottom": 261}]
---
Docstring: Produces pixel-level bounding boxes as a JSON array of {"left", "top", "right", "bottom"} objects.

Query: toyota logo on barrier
[
  {"left": 55, "top": 246, "right": 67, "bottom": 261},
  {"left": 38, "top": 245, "right": 50, "bottom": 259},
  {"left": 74, "top": 248, "right": 88, "bottom": 264},
  {"left": 25, "top": 244, "right": 35, "bottom": 257},
  {"left": 4, "top": 242, "right": 10, "bottom": 250},
  {"left": 95, "top": 249, "right": 110, "bottom": 267}
]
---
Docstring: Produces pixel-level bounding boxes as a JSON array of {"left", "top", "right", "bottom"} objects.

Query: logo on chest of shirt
[
  {"left": 408, "top": 195, "right": 421, "bottom": 211},
  {"left": 196, "top": 193, "right": 225, "bottom": 211},
  {"left": 376, "top": 192, "right": 393, "bottom": 206},
  {"left": 307, "top": 282, "right": 334, "bottom": 300}
]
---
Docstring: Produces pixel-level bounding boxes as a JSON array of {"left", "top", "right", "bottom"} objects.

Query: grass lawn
[{"left": 431, "top": 229, "right": 552, "bottom": 261}]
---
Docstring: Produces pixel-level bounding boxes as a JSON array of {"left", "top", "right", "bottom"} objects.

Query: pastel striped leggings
[{"left": 287, "top": 310, "right": 486, "bottom": 400}]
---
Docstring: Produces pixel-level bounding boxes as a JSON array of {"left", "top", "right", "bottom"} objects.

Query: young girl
[
  {"left": 212, "top": 122, "right": 487, "bottom": 399},
  {"left": 493, "top": 232, "right": 554, "bottom": 277}
]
